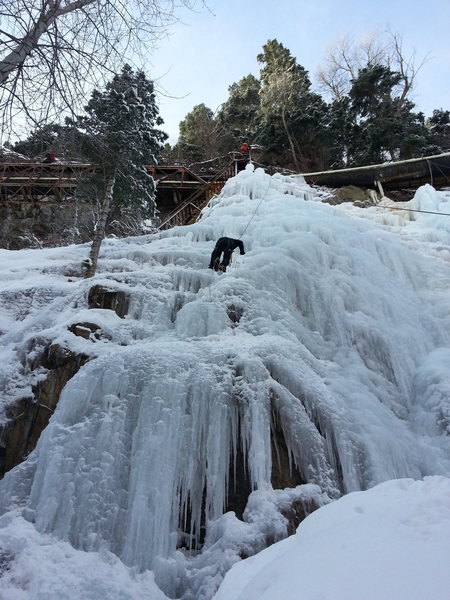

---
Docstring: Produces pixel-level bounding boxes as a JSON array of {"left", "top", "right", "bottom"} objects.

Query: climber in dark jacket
[{"left": 209, "top": 237, "right": 245, "bottom": 272}]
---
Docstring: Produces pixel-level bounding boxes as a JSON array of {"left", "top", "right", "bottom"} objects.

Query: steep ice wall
[{"left": 1, "top": 166, "right": 450, "bottom": 598}]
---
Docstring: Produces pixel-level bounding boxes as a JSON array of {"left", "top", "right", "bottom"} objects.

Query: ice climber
[{"left": 208, "top": 237, "right": 245, "bottom": 272}]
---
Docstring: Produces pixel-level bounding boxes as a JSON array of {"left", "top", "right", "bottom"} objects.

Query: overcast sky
[{"left": 149, "top": 0, "right": 450, "bottom": 142}]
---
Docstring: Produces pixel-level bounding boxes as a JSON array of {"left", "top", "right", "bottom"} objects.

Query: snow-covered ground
[
  {"left": 213, "top": 476, "right": 450, "bottom": 600},
  {"left": 0, "top": 165, "right": 450, "bottom": 598}
]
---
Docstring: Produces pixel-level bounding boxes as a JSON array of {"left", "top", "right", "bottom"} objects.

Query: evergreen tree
[
  {"left": 216, "top": 74, "right": 261, "bottom": 151},
  {"left": 175, "top": 104, "right": 218, "bottom": 163},
  {"left": 347, "top": 64, "right": 428, "bottom": 165},
  {"left": 425, "top": 109, "right": 450, "bottom": 154},
  {"left": 257, "top": 39, "right": 328, "bottom": 171},
  {"left": 12, "top": 123, "right": 75, "bottom": 160},
  {"left": 325, "top": 97, "right": 354, "bottom": 167},
  {"left": 68, "top": 64, "right": 167, "bottom": 277}
]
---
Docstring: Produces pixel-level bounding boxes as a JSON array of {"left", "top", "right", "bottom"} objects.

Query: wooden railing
[
  {"left": 158, "top": 161, "right": 237, "bottom": 230},
  {"left": 0, "top": 162, "right": 95, "bottom": 201}
]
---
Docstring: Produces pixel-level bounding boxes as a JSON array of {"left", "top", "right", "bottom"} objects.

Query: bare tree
[
  {"left": 317, "top": 30, "right": 429, "bottom": 107},
  {"left": 0, "top": 0, "right": 199, "bottom": 139}
]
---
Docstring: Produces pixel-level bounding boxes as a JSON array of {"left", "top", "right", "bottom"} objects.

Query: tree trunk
[
  {"left": 281, "top": 108, "right": 301, "bottom": 172},
  {"left": 84, "top": 172, "right": 116, "bottom": 278},
  {"left": 0, "top": 0, "right": 96, "bottom": 85}
]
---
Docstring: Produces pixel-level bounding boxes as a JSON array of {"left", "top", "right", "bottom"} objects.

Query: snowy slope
[
  {"left": 213, "top": 476, "right": 450, "bottom": 600},
  {"left": 0, "top": 165, "right": 450, "bottom": 599}
]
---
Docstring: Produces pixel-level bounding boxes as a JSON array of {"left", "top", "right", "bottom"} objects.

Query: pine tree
[
  {"left": 426, "top": 109, "right": 450, "bottom": 154},
  {"left": 68, "top": 64, "right": 167, "bottom": 277},
  {"left": 175, "top": 104, "right": 218, "bottom": 163},
  {"left": 12, "top": 123, "right": 72, "bottom": 159},
  {"left": 216, "top": 74, "right": 261, "bottom": 150},
  {"left": 257, "top": 39, "right": 328, "bottom": 171},
  {"left": 348, "top": 64, "right": 428, "bottom": 164}
]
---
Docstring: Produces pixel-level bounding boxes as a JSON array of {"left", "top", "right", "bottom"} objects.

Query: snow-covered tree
[
  {"left": 12, "top": 123, "right": 74, "bottom": 160},
  {"left": 68, "top": 64, "right": 167, "bottom": 277},
  {"left": 426, "top": 109, "right": 450, "bottom": 154},
  {"left": 347, "top": 64, "right": 428, "bottom": 164}
]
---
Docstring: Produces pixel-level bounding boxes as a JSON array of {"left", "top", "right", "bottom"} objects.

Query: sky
[{"left": 148, "top": 0, "right": 450, "bottom": 142}]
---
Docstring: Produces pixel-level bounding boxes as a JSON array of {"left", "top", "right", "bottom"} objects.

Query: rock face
[
  {"left": 271, "top": 416, "right": 305, "bottom": 491},
  {"left": 68, "top": 322, "right": 103, "bottom": 340},
  {"left": 0, "top": 284, "right": 132, "bottom": 477},
  {"left": 0, "top": 344, "right": 88, "bottom": 477},
  {"left": 0, "top": 198, "right": 152, "bottom": 250},
  {"left": 88, "top": 285, "right": 130, "bottom": 318},
  {"left": 0, "top": 198, "right": 96, "bottom": 249},
  {"left": 333, "top": 185, "right": 375, "bottom": 204}
]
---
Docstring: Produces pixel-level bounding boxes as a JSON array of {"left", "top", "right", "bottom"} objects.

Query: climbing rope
[
  {"left": 240, "top": 178, "right": 272, "bottom": 237},
  {"left": 366, "top": 202, "right": 450, "bottom": 217},
  {"left": 426, "top": 158, "right": 433, "bottom": 187}
]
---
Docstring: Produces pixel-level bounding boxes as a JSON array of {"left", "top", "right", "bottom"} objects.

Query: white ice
[{"left": 0, "top": 165, "right": 450, "bottom": 598}]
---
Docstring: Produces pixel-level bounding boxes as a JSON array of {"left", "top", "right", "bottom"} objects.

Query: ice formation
[{"left": 1, "top": 165, "right": 450, "bottom": 598}]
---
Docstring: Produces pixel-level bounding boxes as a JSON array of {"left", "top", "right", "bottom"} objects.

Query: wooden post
[{"left": 375, "top": 179, "right": 384, "bottom": 200}]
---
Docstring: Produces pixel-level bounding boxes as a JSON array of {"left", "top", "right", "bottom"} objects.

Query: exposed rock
[
  {"left": 270, "top": 416, "right": 305, "bottom": 490},
  {"left": 0, "top": 198, "right": 95, "bottom": 249},
  {"left": 227, "top": 304, "right": 244, "bottom": 325},
  {"left": 68, "top": 321, "right": 104, "bottom": 341},
  {"left": 333, "top": 185, "right": 375, "bottom": 204},
  {"left": 88, "top": 285, "right": 130, "bottom": 318},
  {"left": 280, "top": 497, "right": 320, "bottom": 535},
  {"left": 387, "top": 188, "right": 416, "bottom": 202},
  {"left": 0, "top": 193, "right": 152, "bottom": 250},
  {"left": 0, "top": 344, "right": 88, "bottom": 477},
  {"left": 226, "top": 445, "right": 253, "bottom": 521}
]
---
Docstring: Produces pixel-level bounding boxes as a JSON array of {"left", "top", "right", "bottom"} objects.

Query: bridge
[
  {"left": 0, "top": 162, "right": 95, "bottom": 201},
  {"left": 0, "top": 155, "right": 248, "bottom": 231}
]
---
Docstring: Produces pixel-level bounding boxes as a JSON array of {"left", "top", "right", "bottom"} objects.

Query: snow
[
  {"left": 0, "top": 165, "right": 450, "bottom": 598},
  {"left": 213, "top": 476, "right": 450, "bottom": 600},
  {"left": 0, "top": 510, "right": 169, "bottom": 600}
]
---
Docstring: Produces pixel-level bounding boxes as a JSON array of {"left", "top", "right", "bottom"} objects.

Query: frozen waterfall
[{"left": 1, "top": 165, "right": 450, "bottom": 599}]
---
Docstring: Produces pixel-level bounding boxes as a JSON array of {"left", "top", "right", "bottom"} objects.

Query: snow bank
[
  {"left": 213, "top": 476, "right": 450, "bottom": 600},
  {"left": 0, "top": 511, "right": 169, "bottom": 600}
]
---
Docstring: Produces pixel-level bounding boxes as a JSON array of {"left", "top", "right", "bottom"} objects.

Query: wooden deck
[
  {"left": 157, "top": 162, "right": 239, "bottom": 230},
  {"left": 146, "top": 165, "right": 207, "bottom": 190},
  {"left": 0, "top": 162, "right": 95, "bottom": 200}
]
